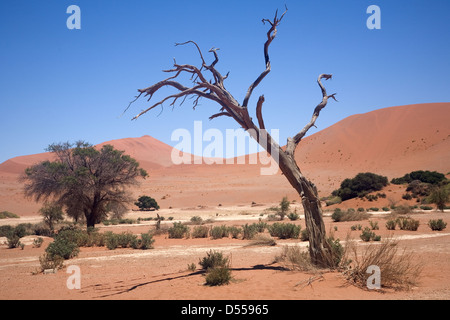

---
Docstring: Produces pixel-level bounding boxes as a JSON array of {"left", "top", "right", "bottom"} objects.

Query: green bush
[
  {"left": 190, "top": 216, "right": 203, "bottom": 225},
  {"left": 192, "top": 225, "right": 209, "bottom": 238},
  {"left": 428, "top": 219, "right": 447, "bottom": 231},
  {"left": 46, "top": 238, "right": 79, "bottom": 259},
  {"left": 242, "top": 223, "right": 258, "bottom": 240},
  {"left": 117, "top": 231, "right": 138, "bottom": 248},
  {"left": 210, "top": 225, "right": 229, "bottom": 239},
  {"left": 300, "top": 228, "right": 309, "bottom": 241},
  {"left": 287, "top": 212, "right": 300, "bottom": 221},
  {"left": 391, "top": 170, "right": 446, "bottom": 185},
  {"left": 39, "top": 253, "right": 64, "bottom": 271},
  {"left": 7, "top": 235, "right": 21, "bottom": 249},
  {"left": 138, "top": 232, "right": 155, "bottom": 249},
  {"left": 396, "top": 217, "right": 420, "bottom": 231},
  {"left": 332, "top": 208, "right": 369, "bottom": 222},
  {"left": 360, "top": 227, "right": 381, "bottom": 242},
  {"left": 268, "top": 223, "right": 300, "bottom": 239},
  {"left": 386, "top": 220, "right": 396, "bottom": 230},
  {"left": 420, "top": 205, "right": 433, "bottom": 210},
  {"left": 104, "top": 231, "right": 119, "bottom": 250},
  {"left": 332, "top": 172, "right": 388, "bottom": 201},
  {"left": 369, "top": 220, "right": 379, "bottom": 230},
  {"left": 205, "top": 266, "right": 232, "bottom": 286},
  {"left": 199, "top": 250, "right": 229, "bottom": 270},
  {"left": 228, "top": 226, "right": 242, "bottom": 239},
  {"left": 0, "top": 211, "right": 20, "bottom": 219},
  {"left": 135, "top": 195, "right": 160, "bottom": 211},
  {"left": 168, "top": 222, "right": 190, "bottom": 239}
]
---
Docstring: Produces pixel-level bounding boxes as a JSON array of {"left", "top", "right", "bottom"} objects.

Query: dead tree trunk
[{"left": 126, "top": 7, "right": 338, "bottom": 267}]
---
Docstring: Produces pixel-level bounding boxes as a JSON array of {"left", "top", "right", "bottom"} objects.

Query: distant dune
[{"left": 0, "top": 103, "right": 449, "bottom": 216}]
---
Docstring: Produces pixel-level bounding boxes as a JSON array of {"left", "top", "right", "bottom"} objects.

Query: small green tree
[
  {"left": 135, "top": 195, "right": 160, "bottom": 211},
  {"left": 428, "top": 185, "right": 450, "bottom": 212},
  {"left": 39, "top": 202, "right": 64, "bottom": 233},
  {"left": 279, "top": 196, "right": 290, "bottom": 220}
]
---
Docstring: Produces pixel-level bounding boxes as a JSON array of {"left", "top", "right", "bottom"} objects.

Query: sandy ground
[{"left": 1, "top": 206, "right": 449, "bottom": 300}]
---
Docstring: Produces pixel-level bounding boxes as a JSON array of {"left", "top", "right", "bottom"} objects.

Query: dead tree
[{"left": 127, "top": 8, "right": 338, "bottom": 267}]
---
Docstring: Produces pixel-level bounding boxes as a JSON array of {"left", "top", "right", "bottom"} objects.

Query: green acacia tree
[
  {"left": 22, "top": 141, "right": 148, "bottom": 229},
  {"left": 135, "top": 195, "right": 160, "bottom": 211},
  {"left": 428, "top": 185, "right": 450, "bottom": 212}
]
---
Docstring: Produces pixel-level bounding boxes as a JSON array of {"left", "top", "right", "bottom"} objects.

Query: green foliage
[
  {"left": 33, "top": 237, "right": 44, "bottom": 248},
  {"left": 391, "top": 170, "right": 446, "bottom": 185},
  {"left": 300, "top": 228, "right": 309, "bottom": 241},
  {"left": 331, "top": 208, "right": 369, "bottom": 222},
  {"left": 332, "top": 172, "right": 388, "bottom": 201},
  {"left": 191, "top": 225, "right": 209, "bottom": 238},
  {"left": 428, "top": 219, "right": 447, "bottom": 231},
  {"left": 0, "top": 211, "right": 20, "bottom": 219},
  {"left": 242, "top": 223, "right": 258, "bottom": 240},
  {"left": 228, "top": 226, "right": 242, "bottom": 239},
  {"left": 39, "top": 202, "right": 64, "bottom": 232},
  {"left": 427, "top": 185, "right": 450, "bottom": 211},
  {"left": 396, "top": 217, "right": 420, "bottom": 231},
  {"left": 205, "top": 266, "right": 232, "bottom": 286},
  {"left": 135, "top": 195, "right": 160, "bottom": 211},
  {"left": 287, "top": 212, "right": 300, "bottom": 221},
  {"left": 168, "top": 222, "right": 190, "bottom": 239},
  {"left": 190, "top": 216, "right": 203, "bottom": 224},
  {"left": 199, "top": 250, "right": 229, "bottom": 270},
  {"left": 369, "top": 220, "right": 379, "bottom": 230},
  {"left": 39, "top": 253, "right": 64, "bottom": 271},
  {"left": 360, "top": 227, "right": 381, "bottom": 242},
  {"left": 46, "top": 238, "right": 80, "bottom": 260},
  {"left": 385, "top": 220, "right": 396, "bottom": 230},
  {"left": 268, "top": 223, "right": 300, "bottom": 239},
  {"left": 210, "top": 225, "right": 229, "bottom": 239}
]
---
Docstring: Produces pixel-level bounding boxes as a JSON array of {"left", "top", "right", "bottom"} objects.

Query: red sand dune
[{"left": 0, "top": 102, "right": 449, "bottom": 215}]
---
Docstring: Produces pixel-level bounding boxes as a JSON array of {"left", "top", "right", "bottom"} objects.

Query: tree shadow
[{"left": 90, "top": 263, "right": 289, "bottom": 298}]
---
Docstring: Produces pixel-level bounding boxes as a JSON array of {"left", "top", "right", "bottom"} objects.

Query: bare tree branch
[
  {"left": 285, "top": 74, "right": 337, "bottom": 157},
  {"left": 242, "top": 5, "right": 288, "bottom": 108},
  {"left": 256, "top": 95, "right": 266, "bottom": 130}
]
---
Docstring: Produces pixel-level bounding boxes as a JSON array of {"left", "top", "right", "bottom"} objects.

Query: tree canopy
[
  {"left": 332, "top": 172, "right": 388, "bottom": 201},
  {"left": 22, "top": 141, "right": 148, "bottom": 228},
  {"left": 135, "top": 195, "right": 160, "bottom": 211}
]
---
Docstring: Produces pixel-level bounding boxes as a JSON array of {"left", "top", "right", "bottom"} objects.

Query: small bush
[
  {"left": 385, "top": 220, "right": 396, "bottom": 230},
  {"left": 268, "top": 223, "right": 300, "bottom": 239},
  {"left": 287, "top": 212, "right": 300, "bottom": 221},
  {"left": 428, "top": 219, "right": 447, "bottom": 231},
  {"left": 274, "top": 245, "right": 314, "bottom": 271},
  {"left": 190, "top": 216, "right": 203, "bottom": 225},
  {"left": 205, "top": 266, "right": 232, "bottom": 286},
  {"left": 300, "top": 228, "right": 309, "bottom": 241},
  {"left": 369, "top": 220, "right": 379, "bottom": 230},
  {"left": 396, "top": 217, "right": 420, "bottom": 231},
  {"left": 139, "top": 232, "right": 155, "bottom": 249},
  {"left": 168, "top": 222, "right": 190, "bottom": 239},
  {"left": 210, "top": 225, "right": 229, "bottom": 239},
  {"left": 360, "top": 227, "right": 380, "bottom": 242},
  {"left": 228, "top": 226, "right": 242, "bottom": 239},
  {"left": 420, "top": 205, "right": 433, "bottom": 210},
  {"left": 33, "top": 237, "right": 44, "bottom": 248},
  {"left": 46, "top": 238, "right": 79, "bottom": 260},
  {"left": 393, "top": 205, "right": 412, "bottom": 215},
  {"left": 0, "top": 211, "right": 20, "bottom": 219},
  {"left": 39, "top": 253, "right": 64, "bottom": 271},
  {"left": 382, "top": 207, "right": 390, "bottom": 212},
  {"left": 7, "top": 235, "right": 21, "bottom": 249},
  {"left": 104, "top": 231, "right": 119, "bottom": 250},
  {"left": 247, "top": 234, "right": 277, "bottom": 246},
  {"left": 332, "top": 208, "right": 369, "bottom": 222},
  {"left": 199, "top": 250, "right": 229, "bottom": 270},
  {"left": 242, "top": 223, "right": 258, "bottom": 240},
  {"left": 192, "top": 225, "right": 209, "bottom": 238}
]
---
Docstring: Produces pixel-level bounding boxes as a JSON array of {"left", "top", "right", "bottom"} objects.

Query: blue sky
[{"left": 1, "top": 0, "right": 449, "bottom": 163}]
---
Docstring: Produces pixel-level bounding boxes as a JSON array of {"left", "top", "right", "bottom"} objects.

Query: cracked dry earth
[{"left": 1, "top": 210, "right": 449, "bottom": 300}]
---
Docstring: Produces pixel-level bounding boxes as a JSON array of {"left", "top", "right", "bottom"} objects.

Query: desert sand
[{"left": 0, "top": 103, "right": 449, "bottom": 300}]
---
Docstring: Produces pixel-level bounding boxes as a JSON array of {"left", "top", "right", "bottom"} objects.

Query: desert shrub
[
  {"left": 268, "top": 223, "right": 300, "bottom": 239},
  {"left": 117, "top": 231, "right": 138, "bottom": 248},
  {"left": 402, "top": 193, "right": 413, "bottom": 200},
  {"left": 187, "top": 263, "right": 197, "bottom": 272},
  {"left": 396, "top": 217, "right": 420, "bottom": 231},
  {"left": 420, "top": 205, "right": 433, "bottom": 210},
  {"left": 332, "top": 208, "right": 369, "bottom": 222},
  {"left": 247, "top": 234, "right": 277, "bottom": 246},
  {"left": 190, "top": 216, "right": 203, "bottom": 225},
  {"left": 300, "top": 228, "right": 309, "bottom": 241},
  {"left": 210, "top": 225, "right": 229, "bottom": 239},
  {"left": 428, "top": 219, "right": 447, "bottom": 231},
  {"left": 332, "top": 172, "right": 388, "bottom": 201},
  {"left": 391, "top": 170, "right": 446, "bottom": 185},
  {"left": 369, "top": 220, "right": 379, "bottom": 230},
  {"left": 287, "top": 212, "right": 300, "bottom": 221},
  {"left": 368, "top": 207, "right": 379, "bottom": 212},
  {"left": 0, "top": 225, "right": 14, "bottom": 237},
  {"left": 199, "top": 250, "right": 229, "bottom": 270},
  {"left": 274, "top": 245, "right": 314, "bottom": 271},
  {"left": 168, "top": 222, "right": 190, "bottom": 239},
  {"left": 242, "top": 223, "right": 258, "bottom": 240},
  {"left": 138, "top": 232, "right": 155, "bottom": 249},
  {"left": 7, "top": 235, "right": 21, "bottom": 248},
  {"left": 345, "top": 238, "right": 423, "bottom": 290},
  {"left": 205, "top": 266, "right": 232, "bottom": 286},
  {"left": 325, "top": 236, "right": 346, "bottom": 268},
  {"left": 357, "top": 207, "right": 365, "bottom": 212},
  {"left": 0, "top": 211, "right": 20, "bottom": 219},
  {"left": 192, "top": 225, "right": 209, "bottom": 238},
  {"left": 104, "top": 231, "right": 119, "bottom": 250},
  {"left": 46, "top": 238, "right": 79, "bottom": 260},
  {"left": 228, "top": 226, "right": 242, "bottom": 239},
  {"left": 393, "top": 205, "right": 412, "bottom": 215},
  {"left": 325, "top": 196, "right": 342, "bottom": 206},
  {"left": 428, "top": 185, "right": 450, "bottom": 212},
  {"left": 350, "top": 224, "right": 362, "bottom": 231},
  {"left": 385, "top": 220, "right": 396, "bottom": 230},
  {"left": 360, "top": 227, "right": 381, "bottom": 242},
  {"left": 39, "top": 202, "right": 64, "bottom": 232},
  {"left": 382, "top": 207, "right": 390, "bottom": 212},
  {"left": 38, "top": 253, "right": 64, "bottom": 271},
  {"left": 33, "top": 237, "right": 44, "bottom": 248},
  {"left": 253, "top": 220, "right": 268, "bottom": 232}
]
